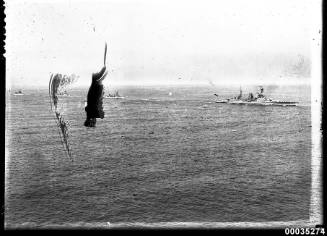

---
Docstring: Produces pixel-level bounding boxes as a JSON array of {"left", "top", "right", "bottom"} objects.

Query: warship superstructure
[{"left": 214, "top": 86, "right": 298, "bottom": 106}]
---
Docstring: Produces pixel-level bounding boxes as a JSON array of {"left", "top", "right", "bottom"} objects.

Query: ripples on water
[{"left": 5, "top": 85, "right": 311, "bottom": 227}]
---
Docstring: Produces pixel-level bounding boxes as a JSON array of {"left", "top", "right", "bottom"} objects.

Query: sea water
[{"left": 5, "top": 84, "right": 311, "bottom": 228}]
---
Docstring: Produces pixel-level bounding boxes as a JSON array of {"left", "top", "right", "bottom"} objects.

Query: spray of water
[{"left": 49, "top": 73, "right": 78, "bottom": 160}]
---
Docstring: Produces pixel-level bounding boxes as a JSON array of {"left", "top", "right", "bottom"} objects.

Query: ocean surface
[{"left": 5, "top": 84, "right": 312, "bottom": 228}]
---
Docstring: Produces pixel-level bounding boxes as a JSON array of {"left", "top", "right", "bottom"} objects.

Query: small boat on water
[
  {"left": 57, "top": 90, "right": 70, "bottom": 97},
  {"left": 214, "top": 86, "right": 298, "bottom": 106},
  {"left": 105, "top": 90, "right": 125, "bottom": 99},
  {"left": 13, "top": 90, "right": 24, "bottom": 96}
]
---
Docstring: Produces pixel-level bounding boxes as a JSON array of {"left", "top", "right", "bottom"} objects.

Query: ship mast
[{"left": 237, "top": 86, "right": 242, "bottom": 100}]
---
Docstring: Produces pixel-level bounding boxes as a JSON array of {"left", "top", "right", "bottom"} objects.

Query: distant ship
[
  {"left": 105, "top": 90, "right": 125, "bottom": 99},
  {"left": 57, "top": 90, "right": 70, "bottom": 97},
  {"left": 13, "top": 90, "right": 24, "bottom": 96},
  {"left": 214, "top": 86, "right": 298, "bottom": 106}
]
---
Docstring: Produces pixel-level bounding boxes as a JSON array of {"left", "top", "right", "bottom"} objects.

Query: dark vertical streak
[
  {"left": 321, "top": 0, "right": 326, "bottom": 225},
  {"left": 49, "top": 74, "right": 73, "bottom": 161},
  {"left": 104, "top": 42, "right": 107, "bottom": 66}
]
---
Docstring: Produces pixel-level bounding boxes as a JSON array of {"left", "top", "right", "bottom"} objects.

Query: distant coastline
[{"left": 7, "top": 80, "right": 311, "bottom": 91}]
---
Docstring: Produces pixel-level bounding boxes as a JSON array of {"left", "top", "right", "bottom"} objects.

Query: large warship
[{"left": 214, "top": 86, "right": 298, "bottom": 106}]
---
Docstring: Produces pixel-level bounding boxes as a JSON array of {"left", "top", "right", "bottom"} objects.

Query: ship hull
[
  {"left": 105, "top": 96, "right": 125, "bottom": 99},
  {"left": 216, "top": 101, "right": 298, "bottom": 106}
]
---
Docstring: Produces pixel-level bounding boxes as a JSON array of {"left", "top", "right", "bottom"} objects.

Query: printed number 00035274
[{"left": 285, "top": 228, "right": 325, "bottom": 235}]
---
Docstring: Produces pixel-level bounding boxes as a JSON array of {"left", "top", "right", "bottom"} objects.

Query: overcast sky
[{"left": 5, "top": 0, "right": 321, "bottom": 88}]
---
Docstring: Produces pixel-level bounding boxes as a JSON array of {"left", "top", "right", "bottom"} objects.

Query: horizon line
[{"left": 6, "top": 80, "right": 311, "bottom": 89}]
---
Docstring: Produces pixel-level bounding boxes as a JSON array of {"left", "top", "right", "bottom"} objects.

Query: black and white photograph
[{"left": 4, "top": 0, "right": 322, "bottom": 230}]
